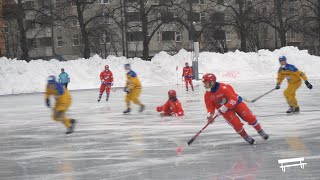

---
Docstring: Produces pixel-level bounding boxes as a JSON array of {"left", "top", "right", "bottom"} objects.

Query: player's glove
[
  {"left": 218, "top": 105, "right": 228, "bottom": 114},
  {"left": 46, "top": 98, "right": 50, "bottom": 108},
  {"left": 207, "top": 109, "right": 221, "bottom": 124},
  {"left": 305, "top": 80, "right": 313, "bottom": 89},
  {"left": 124, "top": 87, "right": 130, "bottom": 93},
  {"left": 275, "top": 83, "right": 280, "bottom": 90},
  {"left": 171, "top": 112, "right": 177, "bottom": 116}
]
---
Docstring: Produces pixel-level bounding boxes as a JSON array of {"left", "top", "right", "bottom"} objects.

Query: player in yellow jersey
[
  {"left": 275, "top": 56, "right": 313, "bottom": 113},
  {"left": 123, "top": 64, "right": 145, "bottom": 114},
  {"left": 45, "top": 75, "right": 76, "bottom": 134}
]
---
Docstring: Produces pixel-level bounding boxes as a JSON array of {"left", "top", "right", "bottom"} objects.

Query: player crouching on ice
[
  {"left": 45, "top": 76, "right": 76, "bottom": 134},
  {"left": 202, "top": 73, "right": 269, "bottom": 145},
  {"left": 98, "top": 65, "right": 114, "bottom": 102},
  {"left": 156, "top": 90, "right": 184, "bottom": 117}
]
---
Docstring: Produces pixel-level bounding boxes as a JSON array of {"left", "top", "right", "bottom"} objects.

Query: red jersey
[
  {"left": 182, "top": 67, "right": 193, "bottom": 77},
  {"left": 100, "top": 70, "right": 114, "bottom": 83},
  {"left": 161, "top": 99, "right": 184, "bottom": 116},
  {"left": 204, "top": 82, "right": 242, "bottom": 113}
]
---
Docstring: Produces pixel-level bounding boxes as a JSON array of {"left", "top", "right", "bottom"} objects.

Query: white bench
[{"left": 278, "top": 157, "right": 307, "bottom": 172}]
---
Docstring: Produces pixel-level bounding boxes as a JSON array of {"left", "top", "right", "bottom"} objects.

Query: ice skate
[
  {"left": 139, "top": 105, "right": 145, "bottom": 112},
  {"left": 258, "top": 130, "right": 269, "bottom": 140},
  {"left": 66, "top": 119, "right": 76, "bottom": 134},
  {"left": 123, "top": 108, "right": 131, "bottom": 114},
  {"left": 286, "top": 106, "right": 294, "bottom": 114},
  {"left": 244, "top": 136, "right": 256, "bottom": 145},
  {"left": 293, "top": 107, "right": 300, "bottom": 114}
]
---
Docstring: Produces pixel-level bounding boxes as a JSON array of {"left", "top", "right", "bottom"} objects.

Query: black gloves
[
  {"left": 305, "top": 80, "right": 313, "bottom": 89},
  {"left": 275, "top": 83, "right": 280, "bottom": 90},
  {"left": 46, "top": 98, "right": 50, "bottom": 107}
]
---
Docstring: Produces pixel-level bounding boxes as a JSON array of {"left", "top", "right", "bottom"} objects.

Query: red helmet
[
  {"left": 168, "top": 90, "right": 176, "bottom": 97},
  {"left": 202, "top": 73, "right": 216, "bottom": 83},
  {"left": 156, "top": 106, "right": 163, "bottom": 112},
  {"left": 105, "top": 65, "right": 109, "bottom": 69}
]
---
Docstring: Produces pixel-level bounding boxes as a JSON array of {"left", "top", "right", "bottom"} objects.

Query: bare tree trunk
[
  {"left": 240, "top": 30, "right": 247, "bottom": 52},
  {"left": 17, "top": 0, "right": 29, "bottom": 61},
  {"left": 279, "top": 30, "right": 286, "bottom": 47},
  {"left": 120, "top": 0, "right": 126, "bottom": 57},
  {"left": 140, "top": 1, "right": 149, "bottom": 60},
  {"left": 275, "top": 0, "right": 287, "bottom": 47},
  {"left": 76, "top": 3, "right": 90, "bottom": 59},
  {"left": 318, "top": 0, "right": 320, "bottom": 54}
]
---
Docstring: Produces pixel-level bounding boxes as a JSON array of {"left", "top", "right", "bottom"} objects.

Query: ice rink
[{"left": 0, "top": 80, "right": 319, "bottom": 180}]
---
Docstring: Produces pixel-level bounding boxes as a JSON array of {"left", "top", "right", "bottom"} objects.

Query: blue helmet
[
  {"left": 48, "top": 75, "right": 56, "bottom": 84},
  {"left": 124, "top": 63, "right": 130, "bottom": 68},
  {"left": 279, "top": 56, "right": 287, "bottom": 62}
]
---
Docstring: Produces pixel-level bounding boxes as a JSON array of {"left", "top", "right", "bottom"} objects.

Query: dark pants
[{"left": 62, "top": 83, "right": 68, "bottom": 89}]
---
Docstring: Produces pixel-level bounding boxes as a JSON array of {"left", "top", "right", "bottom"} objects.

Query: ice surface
[
  {"left": 1, "top": 46, "right": 320, "bottom": 95},
  {"left": 0, "top": 79, "right": 319, "bottom": 180}
]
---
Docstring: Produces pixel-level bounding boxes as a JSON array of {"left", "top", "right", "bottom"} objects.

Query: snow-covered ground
[
  {"left": 1, "top": 46, "right": 319, "bottom": 95},
  {"left": 0, "top": 80, "right": 319, "bottom": 180}
]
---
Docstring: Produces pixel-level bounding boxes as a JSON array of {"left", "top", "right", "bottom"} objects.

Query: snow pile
[{"left": 0, "top": 46, "right": 319, "bottom": 95}]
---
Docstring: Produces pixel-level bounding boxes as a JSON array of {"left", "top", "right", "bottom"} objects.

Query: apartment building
[{"left": 3, "top": 0, "right": 320, "bottom": 60}]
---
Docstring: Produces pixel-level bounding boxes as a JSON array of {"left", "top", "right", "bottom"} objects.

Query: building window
[
  {"left": 175, "top": 32, "right": 181, "bottom": 42},
  {"left": 126, "top": 0, "right": 139, "bottom": 4},
  {"left": 157, "top": 31, "right": 160, "bottom": 41},
  {"left": 25, "top": 0, "right": 36, "bottom": 9},
  {"left": 192, "top": 0, "right": 205, "bottom": 4},
  {"left": 57, "top": 36, "right": 63, "bottom": 47},
  {"left": 71, "top": 20, "right": 79, "bottom": 27},
  {"left": 72, "top": 34, "right": 80, "bottom": 46},
  {"left": 162, "top": 31, "right": 175, "bottom": 41},
  {"left": 100, "top": 33, "right": 111, "bottom": 44},
  {"left": 262, "top": 7, "right": 266, "bottom": 14},
  {"left": 70, "top": 1, "right": 76, "bottom": 7},
  {"left": 4, "top": 23, "right": 8, "bottom": 34},
  {"left": 101, "top": 12, "right": 111, "bottom": 24},
  {"left": 225, "top": 31, "right": 231, "bottom": 41},
  {"left": 263, "top": 28, "right": 268, "bottom": 40},
  {"left": 127, "top": 12, "right": 141, "bottom": 22},
  {"left": 32, "top": 38, "right": 39, "bottom": 48},
  {"left": 291, "top": 30, "right": 296, "bottom": 39},
  {"left": 200, "top": 12, "right": 205, "bottom": 22},
  {"left": 127, "top": 32, "right": 143, "bottom": 42},
  {"left": 26, "top": 20, "right": 36, "bottom": 29},
  {"left": 100, "top": 0, "right": 110, "bottom": 4},
  {"left": 192, "top": 12, "right": 201, "bottom": 22},
  {"left": 159, "top": 0, "right": 173, "bottom": 5},
  {"left": 217, "top": 0, "right": 224, "bottom": 4}
]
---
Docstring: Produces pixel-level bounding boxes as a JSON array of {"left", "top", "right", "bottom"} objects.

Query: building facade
[{"left": 2, "top": 0, "right": 320, "bottom": 60}]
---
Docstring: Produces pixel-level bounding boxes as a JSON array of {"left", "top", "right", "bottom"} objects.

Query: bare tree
[
  {"left": 208, "top": 0, "right": 263, "bottom": 52},
  {"left": 115, "top": 0, "right": 177, "bottom": 60},
  {"left": 296, "top": 0, "right": 320, "bottom": 54},
  {"left": 260, "top": 0, "right": 302, "bottom": 47},
  {"left": 3, "top": 0, "right": 30, "bottom": 61},
  {"left": 3, "top": 0, "right": 56, "bottom": 61},
  {"left": 56, "top": 0, "right": 107, "bottom": 59}
]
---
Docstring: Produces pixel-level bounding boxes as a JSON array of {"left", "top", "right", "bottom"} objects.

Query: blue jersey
[{"left": 59, "top": 72, "right": 70, "bottom": 84}]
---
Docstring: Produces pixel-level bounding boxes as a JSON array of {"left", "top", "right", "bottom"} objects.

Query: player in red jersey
[
  {"left": 98, "top": 65, "right": 114, "bottom": 102},
  {"left": 202, "top": 73, "right": 269, "bottom": 145},
  {"left": 182, "top": 62, "right": 194, "bottom": 91},
  {"left": 156, "top": 90, "right": 184, "bottom": 117}
]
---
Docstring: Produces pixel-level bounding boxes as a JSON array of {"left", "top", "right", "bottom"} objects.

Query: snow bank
[{"left": 0, "top": 46, "right": 319, "bottom": 95}]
